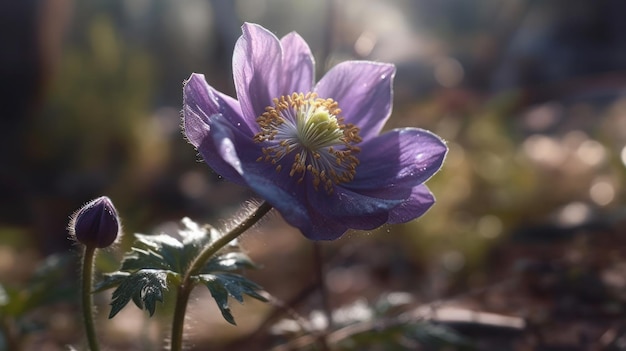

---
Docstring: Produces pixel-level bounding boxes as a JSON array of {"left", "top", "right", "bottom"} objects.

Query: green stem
[
  {"left": 81, "top": 245, "right": 100, "bottom": 351},
  {"left": 170, "top": 284, "right": 191, "bottom": 351},
  {"left": 170, "top": 201, "right": 273, "bottom": 351}
]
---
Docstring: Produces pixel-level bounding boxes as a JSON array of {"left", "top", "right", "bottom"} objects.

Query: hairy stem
[
  {"left": 170, "top": 284, "right": 191, "bottom": 351},
  {"left": 81, "top": 245, "right": 100, "bottom": 351},
  {"left": 170, "top": 202, "right": 273, "bottom": 351}
]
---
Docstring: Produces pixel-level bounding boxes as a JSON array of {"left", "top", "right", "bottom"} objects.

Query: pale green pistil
[{"left": 298, "top": 109, "right": 344, "bottom": 150}]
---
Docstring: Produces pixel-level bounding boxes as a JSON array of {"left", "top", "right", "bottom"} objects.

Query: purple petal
[
  {"left": 72, "top": 196, "right": 120, "bottom": 248},
  {"left": 307, "top": 185, "right": 401, "bottom": 227},
  {"left": 300, "top": 208, "right": 350, "bottom": 240},
  {"left": 209, "top": 116, "right": 247, "bottom": 176},
  {"left": 208, "top": 116, "right": 313, "bottom": 228},
  {"left": 315, "top": 206, "right": 390, "bottom": 231},
  {"left": 299, "top": 199, "right": 392, "bottom": 240},
  {"left": 183, "top": 74, "right": 252, "bottom": 136},
  {"left": 388, "top": 184, "right": 435, "bottom": 224},
  {"left": 233, "top": 23, "right": 282, "bottom": 120},
  {"left": 243, "top": 172, "right": 312, "bottom": 231},
  {"left": 237, "top": 155, "right": 314, "bottom": 230},
  {"left": 348, "top": 128, "right": 447, "bottom": 191},
  {"left": 187, "top": 113, "right": 249, "bottom": 185},
  {"left": 280, "top": 32, "right": 315, "bottom": 94},
  {"left": 315, "top": 61, "right": 395, "bottom": 140}
]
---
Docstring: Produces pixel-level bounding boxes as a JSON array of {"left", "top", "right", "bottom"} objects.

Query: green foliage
[
  {"left": 110, "top": 270, "right": 168, "bottom": 317},
  {"left": 0, "top": 254, "right": 75, "bottom": 318},
  {"left": 0, "top": 254, "right": 75, "bottom": 350},
  {"left": 95, "top": 218, "right": 266, "bottom": 324},
  {"left": 197, "top": 272, "right": 267, "bottom": 325}
]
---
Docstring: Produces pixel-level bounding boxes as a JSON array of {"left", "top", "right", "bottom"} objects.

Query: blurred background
[{"left": 2, "top": 0, "right": 626, "bottom": 350}]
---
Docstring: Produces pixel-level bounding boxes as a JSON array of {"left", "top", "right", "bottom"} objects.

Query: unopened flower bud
[{"left": 70, "top": 196, "right": 121, "bottom": 248}]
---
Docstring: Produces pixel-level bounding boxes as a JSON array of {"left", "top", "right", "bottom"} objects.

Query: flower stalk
[
  {"left": 81, "top": 245, "right": 100, "bottom": 351},
  {"left": 170, "top": 202, "right": 273, "bottom": 351}
]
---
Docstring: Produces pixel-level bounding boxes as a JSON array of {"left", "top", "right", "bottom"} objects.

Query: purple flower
[
  {"left": 183, "top": 23, "right": 447, "bottom": 240},
  {"left": 70, "top": 196, "right": 121, "bottom": 248}
]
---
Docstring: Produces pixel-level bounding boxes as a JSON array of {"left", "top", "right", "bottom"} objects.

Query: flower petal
[
  {"left": 184, "top": 112, "right": 248, "bottom": 185},
  {"left": 388, "top": 184, "right": 435, "bottom": 224},
  {"left": 302, "top": 198, "right": 423, "bottom": 239},
  {"left": 348, "top": 128, "right": 447, "bottom": 191},
  {"left": 281, "top": 32, "right": 315, "bottom": 94},
  {"left": 233, "top": 23, "right": 282, "bottom": 121},
  {"left": 208, "top": 116, "right": 313, "bottom": 228},
  {"left": 315, "top": 61, "right": 395, "bottom": 140},
  {"left": 307, "top": 185, "right": 402, "bottom": 229},
  {"left": 300, "top": 207, "right": 350, "bottom": 240},
  {"left": 244, "top": 172, "right": 312, "bottom": 231},
  {"left": 183, "top": 73, "right": 253, "bottom": 136}
]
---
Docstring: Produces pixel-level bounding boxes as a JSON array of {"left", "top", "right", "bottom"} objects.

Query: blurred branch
[
  {"left": 270, "top": 304, "right": 524, "bottom": 351},
  {"left": 313, "top": 242, "right": 331, "bottom": 350},
  {"left": 271, "top": 276, "right": 523, "bottom": 351}
]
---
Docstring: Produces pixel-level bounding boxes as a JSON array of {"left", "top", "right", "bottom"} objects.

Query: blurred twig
[
  {"left": 271, "top": 276, "right": 523, "bottom": 351},
  {"left": 270, "top": 304, "right": 524, "bottom": 351},
  {"left": 313, "top": 242, "right": 331, "bottom": 350}
]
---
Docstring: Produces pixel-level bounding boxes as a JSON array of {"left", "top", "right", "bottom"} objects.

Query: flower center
[{"left": 254, "top": 92, "right": 361, "bottom": 194}]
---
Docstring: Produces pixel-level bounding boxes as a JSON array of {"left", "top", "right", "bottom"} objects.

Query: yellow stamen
[{"left": 253, "top": 92, "right": 361, "bottom": 194}]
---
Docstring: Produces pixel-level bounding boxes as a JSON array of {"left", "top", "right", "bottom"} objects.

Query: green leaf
[
  {"left": 94, "top": 272, "right": 130, "bottom": 292},
  {"left": 197, "top": 273, "right": 267, "bottom": 325},
  {"left": 96, "top": 218, "right": 265, "bottom": 321},
  {"left": 120, "top": 219, "right": 219, "bottom": 274},
  {"left": 202, "top": 252, "right": 258, "bottom": 273},
  {"left": 138, "top": 234, "right": 183, "bottom": 265},
  {"left": 179, "top": 217, "right": 215, "bottom": 246},
  {"left": 201, "top": 274, "right": 236, "bottom": 325},
  {"left": 119, "top": 247, "right": 169, "bottom": 271},
  {"left": 109, "top": 269, "right": 169, "bottom": 318}
]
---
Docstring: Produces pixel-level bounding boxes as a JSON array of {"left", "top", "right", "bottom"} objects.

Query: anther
[{"left": 253, "top": 92, "right": 361, "bottom": 194}]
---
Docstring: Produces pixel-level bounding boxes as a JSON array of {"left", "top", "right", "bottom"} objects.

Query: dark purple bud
[{"left": 70, "top": 196, "right": 121, "bottom": 248}]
